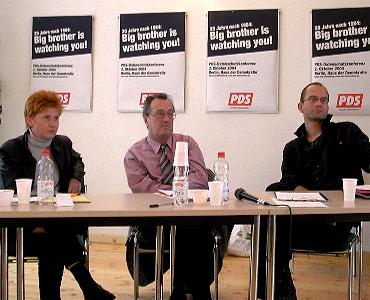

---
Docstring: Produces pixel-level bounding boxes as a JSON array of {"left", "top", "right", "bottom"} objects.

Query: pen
[
  {"left": 149, "top": 203, "right": 174, "bottom": 208},
  {"left": 155, "top": 190, "right": 173, "bottom": 197},
  {"left": 319, "top": 192, "right": 328, "bottom": 201},
  {"left": 283, "top": 199, "right": 324, "bottom": 202}
]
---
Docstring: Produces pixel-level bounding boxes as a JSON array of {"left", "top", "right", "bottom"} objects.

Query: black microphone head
[{"left": 234, "top": 188, "right": 245, "bottom": 200}]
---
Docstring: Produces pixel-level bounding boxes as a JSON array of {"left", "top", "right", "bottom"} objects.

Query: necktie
[{"left": 160, "top": 144, "right": 174, "bottom": 184}]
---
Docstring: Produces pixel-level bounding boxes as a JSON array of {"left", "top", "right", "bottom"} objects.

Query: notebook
[{"left": 356, "top": 185, "right": 370, "bottom": 199}]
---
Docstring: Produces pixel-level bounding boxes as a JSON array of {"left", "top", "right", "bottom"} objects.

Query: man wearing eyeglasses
[
  {"left": 283, "top": 81, "right": 370, "bottom": 191},
  {"left": 257, "top": 82, "right": 370, "bottom": 300},
  {"left": 124, "top": 93, "right": 221, "bottom": 300}
]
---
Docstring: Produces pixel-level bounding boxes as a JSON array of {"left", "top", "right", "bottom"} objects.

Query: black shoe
[
  {"left": 192, "top": 286, "right": 212, "bottom": 300},
  {"left": 274, "top": 268, "right": 297, "bottom": 300},
  {"left": 169, "top": 285, "right": 188, "bottom": 300},
  {"left": 70, "top": 262, "right": 115, "bottom": 300},
  {"left": 83, "top": 284, "right": 115, "bottom": 300}
]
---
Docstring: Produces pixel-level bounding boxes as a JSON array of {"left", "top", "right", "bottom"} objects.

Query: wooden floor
[{"left": 8, "top": 241, "right": 370, "bottom": 299}]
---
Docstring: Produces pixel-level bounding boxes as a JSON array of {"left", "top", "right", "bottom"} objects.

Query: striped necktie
[{"left": 160, "top": 144, "right": 174, "bottom": 184}]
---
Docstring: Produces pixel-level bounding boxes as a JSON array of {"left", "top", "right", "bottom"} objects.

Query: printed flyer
[
  {"left": 207, "top": 9, "right": 279, "bottom": 113},
  {"left": 312, "top": 7, "right": 370, "bottom": 115},
  {"left": 31, "top": 16, "right": 92, "bottom": 112},
  {"left": 118, "top": 12, "right": 185, "bottom": 112}
]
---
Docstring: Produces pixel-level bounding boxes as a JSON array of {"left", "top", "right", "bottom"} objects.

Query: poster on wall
[
  {"left": 312, "top": 7, "right": 370, "bottom": 115},
  {"left": 207, "top": 9, "right": 279, "bottom": 113},
  {"left": 0, "top": 80, "right": 2, "bottom": 125},
  {"left": 31, "top": 16, "right": 92, "bottom": 112},
  {"left": 118, "top": 12, "right": 185, "bottom": 112}
]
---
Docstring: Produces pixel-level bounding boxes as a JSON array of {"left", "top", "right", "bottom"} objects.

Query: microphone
[{"left": 234, "top": 188, "right": 269, "bottom": 205}]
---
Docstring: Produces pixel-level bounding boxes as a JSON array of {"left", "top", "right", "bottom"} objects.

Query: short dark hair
[
  {"left": 300, "top": 82, "right": 329, "bottom": 103},
  {"left": 142, "top": 93, "right": 175, "bottom": 117}
]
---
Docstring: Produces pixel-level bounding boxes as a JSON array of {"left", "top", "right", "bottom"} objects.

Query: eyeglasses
[
  {"left": 149, "top": 110, "right": 176, "bottom": 120},
  {"left": 304, "top": 96, "right": 329, "bottom": 104}
]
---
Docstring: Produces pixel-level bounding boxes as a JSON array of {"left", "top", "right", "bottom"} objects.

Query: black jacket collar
[{"left": 294, "top": 114, "right": 333, "bottom": 140}]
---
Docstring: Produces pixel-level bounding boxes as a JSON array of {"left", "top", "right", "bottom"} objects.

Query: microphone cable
[
  {"left": 234, "top": 188, "right": 293, "bottom": 256},
  {"left": 266, "top": 203, "right": 293, "bottom": 265}
]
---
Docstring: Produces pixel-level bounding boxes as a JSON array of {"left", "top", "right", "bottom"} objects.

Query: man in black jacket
[
  {"left": 0, "top": 90, "right": 115, "bottom": 300},
  {"left": 258, "top": 82, "right": 370, "bottom": 300}
]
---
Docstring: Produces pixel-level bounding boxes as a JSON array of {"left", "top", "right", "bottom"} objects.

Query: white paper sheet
[
  {"left": 55, "top": 193, "right": 74, "bottom": 207},
  {"left": 275, "top": 192, "right": 327, "bottom": 202},
  {"left": 272, "top": 199, "right": 328, "bottom": 208}
]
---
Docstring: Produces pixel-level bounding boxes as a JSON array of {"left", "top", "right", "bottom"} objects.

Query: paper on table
[
  {"left": 55, "top": 193, "right": 74, "bottom": 207},
  {"left": 12, "top": 196, "right": 38, "bottom": 203},
  {"left": 272, "top": 199, "right": 328, "bottom": 208},
  {"left": 155, "top": 189, "right": 173, "bottom": 198},
  {"left": 275, "top": 192, "right": 327, "bottom": 202},
  {"left": 54, "top": 194, "right": 89, "bottom": 204},
  {"left": 12, "top": 195, "right": 90, "bottom": 204},
  {"left": 71, "top": 195, "right": 90, "bottom": 203}
]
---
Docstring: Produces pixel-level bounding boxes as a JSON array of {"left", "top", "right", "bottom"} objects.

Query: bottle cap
[
  {"left": 173, "top": 142, "right": 189, "bottom": 166},
  {"left": 217, "top": 151, "right": 225, "bottom": 158},
  {"left": 41, "top": 149, "right": 50, "bottom": 156}
]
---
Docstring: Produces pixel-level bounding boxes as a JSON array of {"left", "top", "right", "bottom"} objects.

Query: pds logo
[
  {"left": 228, "top": 92, "right": 253, "bottom": 106},
  {"left": 336, "top": 94, "right": 363, "bottom": 108},
  {"left": 140, "top": 93, "right": 157, "bottom": 107},
  {"left": 56, "top": 92, "right": 71, "bottom": 105}
]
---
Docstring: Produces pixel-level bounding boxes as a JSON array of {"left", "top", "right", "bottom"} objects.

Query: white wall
[{"left": 1, "top": 0, "right": 370, "bottom": 247}]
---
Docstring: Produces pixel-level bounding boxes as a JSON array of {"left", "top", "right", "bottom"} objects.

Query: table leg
[
  {"left": 359, "top": 222, "right": 363, "bottom": 300},
  {"left": 1, "top": 227, "right": 8, "bottom": 300},
  {"left": 170, "top": 225, "right": 176, "bottom": 294},
  {"left": 16, "top": 227, "right": 25, "bottom": 300},
  {"left": 249, "top": 216, "right": 260, "bottom": 300},
  {"left": 155, "top": 225, "right": 164, "bottom": 300},
  {"left": 266, "top": 215, "right": 276, "bottom": 300}
]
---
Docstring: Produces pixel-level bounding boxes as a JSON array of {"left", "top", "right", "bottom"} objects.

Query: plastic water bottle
[
  {"left": 172, "top": 141, "right": 189, "bottom": 207},
  {"left": 172, "top": 165, "right": 189, "bottom": 207},
  {"left": 213, "top": 151, "right": 229, "bottom": 202},
  {"left": 36, "top": 149, "right": 54, "bottom": 205}
]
